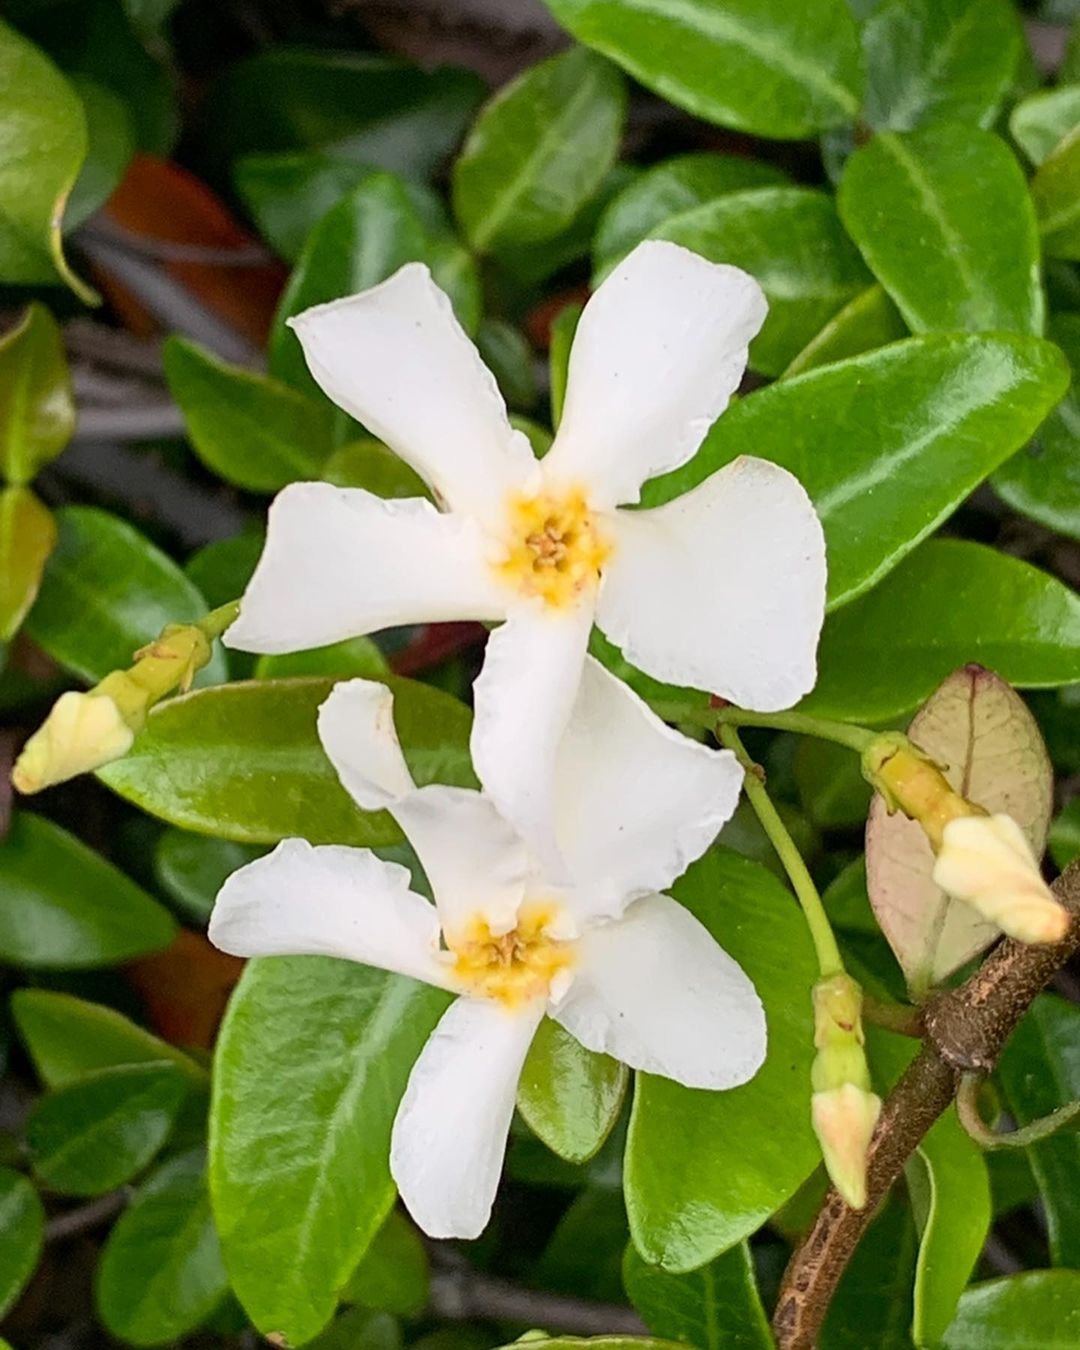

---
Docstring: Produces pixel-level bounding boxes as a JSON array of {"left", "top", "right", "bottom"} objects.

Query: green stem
[
  {"left": 862, "top": 993, "right": 924, "bottom": 1039},
  {"left": 197, "top": 599, "right": 241, "bottom": 641},
  {"left": 718, "top": 724, "right": 845, "bottom": 979},
  {"left": 713, "top": 707, "right": 874, "bottom": 754}
]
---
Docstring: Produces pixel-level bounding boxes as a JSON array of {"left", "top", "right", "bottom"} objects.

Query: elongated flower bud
[
  {"left": 933, "top": 814, "right": 1068, "bottom": 945},
  {"left": 11, "top": 689, "right": 135, "bottom": 794}
]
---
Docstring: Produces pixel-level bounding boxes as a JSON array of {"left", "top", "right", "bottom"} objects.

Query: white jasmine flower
[
  {"left": 225, "top": 241, "right": 827, "bottom": 858},
  {"left": 932, "top": 813, "right": 1068, "bottom": 945},
  {"left": 209, "top": 661, "right": 765, "bottom": 1239}
]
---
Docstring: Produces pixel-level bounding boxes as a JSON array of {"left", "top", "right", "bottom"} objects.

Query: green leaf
[
  {"left": 307, "top": 1308, "right": 402, "bottom": 1350},
  {"left": 66, "top": 78, "right": 135, "bottom": 230},
  {"left": 96, "top": 1149, "right": 228, "bottom": 1346},
  {"left": 0, "top": 1167, "right": 44, "bottom": 1320},
  {"left": 27, "top": 1061, "right": 187, "bottom": 1195},
  {"left": 0, "top": 19, "right": 93, "bottom": 302},
  {"left": 549, "top": 302, "right": 582, "bottom": 429},
  {"left": 782, "top": 284, "right": 906, "bottom": 378},
  {"left": 639, "top": 186, "right": 869, "bottom": 376},
  {"left": 0, "top": 487, "right": 56, "bottom": 642},
  {"left": 1033, "top": 125, "right": 1080, "bottom": 260},
  {"left": 0, "top": 303, "right": 75, "bottom": 485},
  {"left": 255, "top": 637, "right": 389, "bottom": 681},
  {"left": 11, "top": 988, "right": 205, "bottom": 1089},
  {"left": 623, "top": 1242, "right": 771, "bottom": 1349},
  {"left": 793, "top": 737, "right": 871, "bottom": 830},
  {"left": 518, "top": 1018, "right": 627, "bottom": 1164},
  {"left": 543, "top": 0, "right": 862, "bottom": 139},
  {"left": 994, "top": 313, "right": 1080, "bottom": 541},
  {"left": 205, "top": 51, "right": 484, "bottom": 179},
  {"left": 25, "top": 506, "right": 228, "bottom": 685},
  {"left": 820, "top": 1194, "right": 917, "bottom": 1348},
  {"left": 942, "top": 1272, "right": 1080, "bottom": 1349},
  {"left": 592, "top": 152, "right": 787, "bottom": 277},
  {"left": 861, "top": 0, "right": 1021, "bottom": 131},
  {"left": 0, "top": 813, "right": 175, "bottom": 968},
  {"left": 477, "top": 318, "right": 538, "bottom": 411},
  {"left": 626, "top": 849, "right": 818, "bottom": 1271},
  {"left": 211, "top": 956, "right": 449, "bottom": 1345},
  {"left": 154, "top": 828, "right": 267, "bottom": 924},
  {"left": 801, "top": 539, "right": 1080, "bottom": 723},
  {"left": 99, "top": 676, "right": 473, "bottom": 845},
  {"left": 838, "top": 126, "right": 1043, "bottom": 336},
  {"left": 908, "top": 1110, "right": 992, "bottom": 1348},
  {"left": 648, "top": 334, "right": 1069, "bottom": 610},
  {"left": 164, "top": 338, "right": 335, "bottom": 493},
  {"left": 1010, "top": 85, "right": 1080, "bottom": 166},
  {"left": 184, "top": 533, "right": 263, "bottom": 612},
  {"left": 538, "top": 1188, "right": 628, "bottom": 1300},
  {"left": 344, "top": 1209, "right": 429, "bottom": 1317},
  {"left": 321, "top": 438, "right": 430, "bottom": 500},
  {"left": 453, "top": 48, "right": 626, "bottom": 255},
  {"left": 1050, "top": 797, "right": 1080, "bottom": 870},
  {"left": 997, "top": 995, "right": 1080, "bottom": 1265}
]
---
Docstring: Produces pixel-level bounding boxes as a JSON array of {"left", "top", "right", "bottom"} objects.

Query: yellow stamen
[
  {"left": 450, "top": 903, "right": 575, "bottom": 1008},
  {"left": 497, "top": 489, "right": 611, "bottom": 608}
]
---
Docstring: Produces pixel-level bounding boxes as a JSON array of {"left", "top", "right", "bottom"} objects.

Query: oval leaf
[
  {"left": 0, "top": 487, "right": 56, "bottom": 642},
  {"left": 626, "top": 849, "right": 818, "bottom": 1271},
  {"left": 0, "top": 1167, "right": 44, "bottom": 1320},
  {"left": 866, "top": 665, "right": 1052, "bottom": 992},
  {"left": 623, "top": 1242, "right": 771, "bottom": 1350},
  {"left": 942, "top": 1271, "right": 1080, "bottom": 1349},
  {"left": 0, "top": 303, "right": 75, "bottom": 485},
  {"left": 518, "top": 1018, "right": 627, "bottom": 1165},
  {"left": 1032, "top": 126, "right": 1080, "bottom": 261},
  {"left": 96, "top": 1149, "right": 228, "bottom": 1346},
  {"left": 154, "top": 828, "right": 266, "bottom": 924},
  {"left": 98, "top": 676, "right": 473, "bottom": 845},
  {"left": 0, "top": 813, "right": 175, "bottom": 969},
  {"left": 1010, "top": 86, "right": 1080, "bottom": 166},
  {"left": 210, "top": 955, "right": 449, "bottom": 1344},
  {"left": 27, "top": 1061, "right": 187, "bottom": 1196},
  {"left": 782, "top": 284, "right": 906, "bottom": 377},
  {"left": 543, "top": 0, "right": 862, "bottom": 139},
  {"left": 838, "top": 126, "right": 1043, "bottom": 336}
]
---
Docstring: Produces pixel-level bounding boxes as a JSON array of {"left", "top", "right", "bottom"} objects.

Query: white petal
[
  {"left": 318, "top": 680, "right": 529, "bottom": 940},
  {"left": 225, "top": 484, "right": 507, "bottom": 654},
  {"left": 597, "top": 456, "right": 827, "bottom": 711},
  {"left": 542, "top": 242, "right": 766, "bottom": 509},
  {"left": 471, "top": 601, "right": 593, "bottom": 872},
  {"left": 391, "top": 995, "right": 543, "bottom": 1239},
  {"left": 289, "top": 265, "right": 538, "bottom": 525},
  {"left": 554, "top": 893, "right": 765, "bottom": 1090},
  {"left": 208, "top": 838, "right": 452, "bottom": 989},
  {"left": 554, "top": 659, "right": 744, "bottom": 918}
]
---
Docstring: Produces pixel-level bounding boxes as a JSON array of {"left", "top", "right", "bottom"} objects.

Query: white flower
[
  {"left": 208, "top": 660, "right": 765, "bottom": 1239},
  {"left": 932, "top": 813, "right": 1068, "bottom": 945},
  {"left": 225, "top": 241, "right": 827, "bottom": 859}
]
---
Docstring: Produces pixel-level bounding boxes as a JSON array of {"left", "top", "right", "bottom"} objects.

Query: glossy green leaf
[
  {"left": 255, "top": 637, "right": 389, "bottom": 682},
  {"left": 99, "top": 676, "right": 473, "bottom": 845},
  {"left": 782, "top": 284, "right": 906, "bottom": 377},
  {"left": 11, "top": 988, "right": 204, "bottom": 1089},
  {"left": 626, "top": 849, "right": 818, "bottom": 1270},
  {"left": 0, "top": 487, "right": 56, "bottom": 642},
  {"left": 0, "top": 303, "right": 75, "bottom": 485},
  {"left": 0, "top": 813, "right": 175, "bottom": 968},
  {"left": 321, "top": 438, "right": 430, "bottom": 500},
  {"left": 908, "top": 1110, "right": 992, "bottom": 1348},
  {"left": 648, "top": 334, "right": 1068, "bottom": 610},
  {"left": 344, "top": 1209, "right": 429, "bottom": 1316},
  {"left": 623, "top": 1242, "right": 771, "bottom": 1349},
  {"left": 801, "top": 539, "right": 1080, "bottom": 723},
  {"left": 0, "top": 19, "right": 92, "bottom": 301},
  {"left": 820, "top": 1194, "right": 917, "bottom": 1348},
  {"left": 997, "top": 995, "right": 1080, "bottom": 1266},
  {"left": 27, "top": 1061, "right": 187, "bottom": 1195},
  {"left": 206, "top": 51, "right": 484, "bottom": 178},
  {"left": 96, "top": 1149, "right": 228, "bottom": 1346},
  {"left": 25, "top": 506, "right": 228, "bottom": 685},
  {"left": 518, "top": 1018, "right": 627, "bottom": 1164},
  {"left": 1032, "top": 126, "right": 1080, "bottom": 260},
  {"left": 543, "top": 0, "right": 862, "bottom": 138},
  {"left": 211, "top": 955, "right": 449, "bottom": 1344},
  {"left": 164, "top": 338, "right": 334, "bottom": 493},
  {"left": 994, "top": 313, "right": 1080, "bottom": 540},
  {"left": 642, "top": 186, "right": 869, "bottom": 376},
  {"left": 1011, "top": 85, "right": 1080, "bottom": 165},
  {"left": 67, "top": 78, "right": 134, "bottom": 230},
  {"left": 861, "top": 0, "right": 1021, "bottom": 131},
  {"left": 154, "top": 828, "right": 266, "bottom": 924},
  {"left": 838, "top": 127, "right": 1043, "bottom": 336},
  {"left": 592, "top": 152, "right": 787, "bottom": 277},
  {"left": 942, "top": 1272, "right": 1080, "bottom": 1349},
  {"left": 0, "top": 1167, "right": 44, "bottom": 1319},
  {"left": 453, "top": 47, "right": 626, "bottom": 255}
]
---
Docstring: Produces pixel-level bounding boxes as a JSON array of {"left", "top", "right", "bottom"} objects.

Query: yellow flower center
[
  {"left": 497, "top": 490, "right": 611, "bottom": 607},
  {"left": 450, "top": 903, "right": 575, "bottom": 1008}
]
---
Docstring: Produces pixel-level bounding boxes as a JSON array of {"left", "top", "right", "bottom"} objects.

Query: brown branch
[
  {"left": 428, "top": 1268, "right": 645, "bottom": 1336},
  {"left": 45, "top": 1189, "right": 127, "bottom": 1242},
  {"left": 774, "top": 860, "right": 1080, "bottom": 1350}
]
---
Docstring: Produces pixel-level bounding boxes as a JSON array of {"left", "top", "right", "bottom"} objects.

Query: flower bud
[
  {"left": 933, "top": 814, "right": 1068, "bottom": 945},
  {"left": 11, "top": 690, "right": 135, "bottom": 794},
  {"left": 811, "top": 1083, "right": 882, "bottom": 1211}
]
